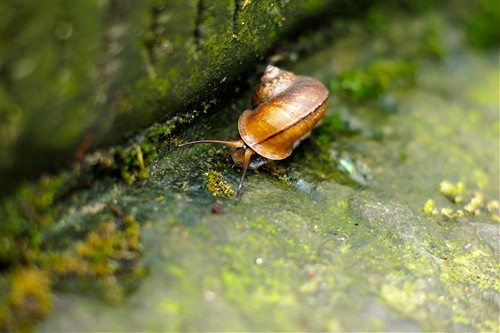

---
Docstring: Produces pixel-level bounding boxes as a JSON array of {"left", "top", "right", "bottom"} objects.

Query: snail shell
[
  {"left": 178, "top": 65, "right": 329, "bottom": 199},
  {"left": 240, "top": 65, "right": 328, "bottom": 160}
]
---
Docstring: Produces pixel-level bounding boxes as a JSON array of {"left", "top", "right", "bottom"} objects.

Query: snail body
[{"left": 179, "top": 65, "right": 329, "bottom": 199}]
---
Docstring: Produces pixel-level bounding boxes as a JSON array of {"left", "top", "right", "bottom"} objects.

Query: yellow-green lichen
[
  {"left": 73, "top": 217, "right": 142, "bottom": 277},
  {"left": 204, "top": 170, "right": 235, "bottom": 197},
  {"left": 0, "top": 268, "right": 53, "bottom": 332},
  {"left": 263, "top": 162, "right": 291, "bottom": 185},
  {"left": 463, "top": 192, "right": 483, "bottom": 215},
  {"left": 486, "top": 200, "right": 500, "bottom": 222},
  {"left": 0, "top": 173, "right": 67, "bottom": 266},
  {"left": 422, "top": 199, "right": 437, "bottom": 215},
  {"left": 0, "top": 171, "right": 144, "bottom": 331},
  {"left": 437, "top": 245, "right": 499, "bottom": 331},
  {"left": 41, "top": 214, "right": 144, "bottom": 303},
  {"left": 423, "top": 180, "right": 499, "bottom": 222},
  {"left": 439, "top": 180, "right": 465, "bottom": 203}
]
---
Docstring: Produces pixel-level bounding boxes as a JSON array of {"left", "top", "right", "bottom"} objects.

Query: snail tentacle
[
  {"left": 178, "top": 139, "right": 244, "bottom": 149},
  {"left": 235, "top": 147, "right": 255, "bottom": 201}
]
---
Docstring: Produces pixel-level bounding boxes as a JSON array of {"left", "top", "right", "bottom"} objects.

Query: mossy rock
[{"left": 0, "top": 0, "right": 369, "bottom": 197}]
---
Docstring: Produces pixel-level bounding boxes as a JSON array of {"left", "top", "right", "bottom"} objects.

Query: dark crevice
[
  {"left": 145, "top": 5, "right": 162, "bottom": 68},
  {"left": 194, "top": 0, "right": 207, "bottom": 51},
  {"left": 232, "top": 0, "right": 242, "bottom": 36}
]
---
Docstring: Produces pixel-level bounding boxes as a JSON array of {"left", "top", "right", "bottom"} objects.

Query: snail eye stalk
[
  {"left": 235, "top": 147, "right": 255, "bottom": 201},
  {"left": 177, "top": 139, "right": 244, "bottom": 149}
]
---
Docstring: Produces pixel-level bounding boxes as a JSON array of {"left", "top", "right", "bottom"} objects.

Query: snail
[{"left": 178, "top": 65, "right": 329, "bottom": 199}]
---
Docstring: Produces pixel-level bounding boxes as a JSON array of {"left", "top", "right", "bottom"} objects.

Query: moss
[
  {"left": 313, "top": 113, "right": 348, "bottom": 148},
  {"left": 1, "top": 268, "right": 52, "bottom": 332},
  {"left": 296, "top": 115, "right": 370, "bottom": 187},
  {"left": 439, "top": 180, "right": 465, "bottom": 203},
  {"left": 418, "top": 25, "right": 446, "bottom": 60},
  {"left": 390, "top": 0, "right": 441, "bottom": 12},
  {"left": 365, "top": 6, "right": 387, "bottom": 31},
  {"left": 422, "top": 199, "right": 437, "bottom": 216},
  {"left": 70, "top": 108, "right": 194, "bottom": 187},
  {"left": 464, "top": 1, "right": 500, "bottom": 50},
  {"left": 262, "top": 162, "right": 291, "bottom": 185},
  {"left": 218, "top": 251, "right": 299, "bottom": 327},
  {"left": 44, "top": 218, "right": 141, "bottom": 297},
  {"left": 486, "top": 200, "right": 500, "bottom": 222},
  {"left": 204, "top": 170, "right": 235, "bottom": 197},
  {"left": 115, "top": 142, "right": 155, "bottom": 184},
  {"left": 0, "top": 171, "right": 144, "bottom": 331},
  {"left": 437, "top": 246, "right": 499, "bottom": 331},
  {"left": 380, "top": 277, "right": 427, "bottom": 317},
  {"left": 332, "top": 60, "right": 415, "bottom": 102},
  {"left": 76, "top": 222, "right": 122, "bottom": 276},
  {"left": 423, "top": 180, "right": 498, "bottom": 222},
  {"left": 463, "top": 192, "right": 483, "bottom": 215},
  {"left": 0, "top": 173, "right": 67, "bottom": 266},
  {"left": 122, "top": 105, "right": 200, "bottom": 161},
  {"left": 45, "top": 215, "right": 142, "bottom": 276},
  {"left": 42, "top": 214, "right": 143, "bottom": 304}
]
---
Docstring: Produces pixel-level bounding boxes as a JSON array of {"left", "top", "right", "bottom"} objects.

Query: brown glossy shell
[{"left": 238, "top": 66, "right": 329, "bottom": 160}]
